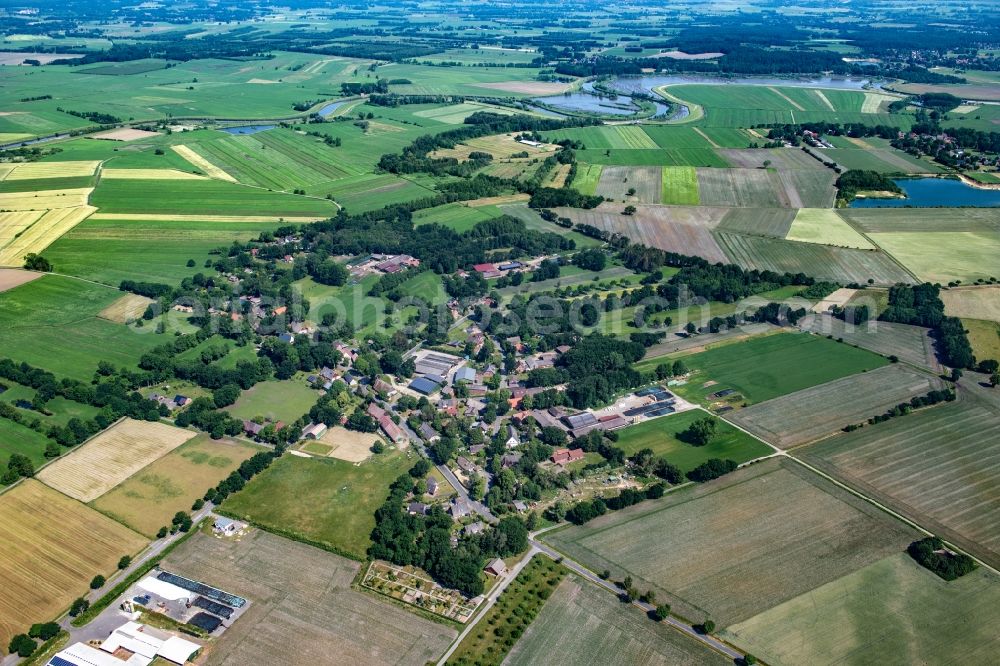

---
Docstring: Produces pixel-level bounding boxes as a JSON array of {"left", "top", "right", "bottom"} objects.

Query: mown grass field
[
  {"left": 0, "top": 275, "right": 165, "bottom": 380},
  {"left": 963, "top": 318, "right": 1000, "bottom": 361},
  {"left": 0, "top": 480, "right": 147, "bottom": 647},
  {"left": 715, "top": 231, "right": 916, "bottom": 285},
  {"left": 675, "top": 332, "right": 888, "bottom": 405},
  {"left": 0, "top": 418, "right": 53, "bottom": 469},
  {"left": 615, "top": 410, "right": 771, "bottom": 471},
  {"left": 90, "top": 178, "right": 337, "bottom": 217},
  {"left": 412, "top": 202, "right": 497, "bottom": 232},
  {"left": 941, "top": 286, "right": 1000, "bottom": 323},
  {"left": 221, "top": 450, "right": 416, "bottom": 559},
  {"left": 799, "top": 314, "right": 941, "bottom": 372},
  {"left": 92, "top": 435, "right": 260, "bottom": 537},
  {"left": 225, "top": 379, "right": 318, "bottom": 425},
  {"left": 729, "top": 364, "right": 945, "bottom": 448},
  {"left": 505, "top": 573, "right": 729, "bottom": 666},
  {"left": 786, "top": 208, "right": 875, "bottom": 249},
  {"left": 37, "top": 418, "right": 195, "bottom": 503},
  {"left": 800, "top": 394, "right": 1000, "bottom": 568},
  {"left": 448, "top": 555, "right": 568, "bottom": 666},
  {"left": 866, "top": 231, "right": 1000, "bottom": 284},
  {"left": 43, "top": 218, "right": 275, "bottom": 286},
  {"left": 544, "top": 458, "right": 918, "bottom": 627},
  {"left": 571, "top": 163, "right": 603, "bottom": 195},
  {"left": 723, "top": 554, "right": 1000, "bottom": 666},
  {"left": 162, "top": 529, "right": 455, "bottom": 666}
]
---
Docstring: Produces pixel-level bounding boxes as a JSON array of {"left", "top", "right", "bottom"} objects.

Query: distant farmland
[
  {"left": 728, "top": 364, "right": 946, "bottom": 448},
  {"left": 506, "top": 574, "right": 729, "bottom": 666},
  {"left": 799, "top": 314, "right": 941, "bottom": 373},
  {"left": 544, "top": 458, "right": 918, "bottom": 626},
  {"left": 799, "top": 394, "right": 1000, "bottom": 568}
]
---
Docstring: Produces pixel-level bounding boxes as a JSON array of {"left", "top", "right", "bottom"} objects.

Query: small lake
[
  {"left": 317, "top": 100, "right": 351, "bottom": 117},
  {"left": 220, "top": 125, "right": 275, "bottom": 135},
  {"left": 533, "top": 82, "right": 672, "bottom": 119},
  {"left": 850, "top": 178, "right": 1000, "bottom": 208}
]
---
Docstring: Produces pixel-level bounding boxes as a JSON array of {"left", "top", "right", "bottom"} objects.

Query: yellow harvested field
[
  {"left": 862, "top": 92, "right": 896, "bottom": 114},
  {"left": 942, "top": 286, "right": 1000, "bottom": 323},
  {"left": 0, "top": 480, "right": 146, "bottom": 647},
  {"left": 811, "top": 287, "right": 859, "bottom": 313},
  {"left": 0, "top": 165, "right": 17, "bottom": 180},
  {"left": 101, "top": 168, "right": 208, "bottom": 180},
  {"left": 0, "top": 268, "right": 42, "bottom": 292},
  {"left": 91, "top": 128, "right": 160, "bottom": 141},
  {"left": 466, "top": 194, "right": 531, "bottom": 207},
  {"left": 0, "top": 188, "right": 93, "bottom": 211},
  {"left": 845, "top": 136, "right": 874, "bottom": 149},
  {"left": 318, "top": 426, "right": 378, "bottom": 463},
  {"left": 88, "top": 213, "right": 325, "bottom": 223},
  {"left": 37, "top": 418, "right": 196, "bottom": 503},
  {"left": 433, "top": 133, "right": 557, "bottom": 161},
  {"left": 0, "top": 134, "right": 31, "bottom": 145},
  {"left": 786, "top": 208, "right": 875, "bottom": 249},
  {"left": 98, "top": 293, "right": 155, "bottom": 323},
  {"left": 6, "top": 161, "right": 99, "bottom": 180},
  {"left": 953, "top": 104, "right": 981, "bottom": 114},
  {"left": 0, "top": 210, "right": 44, "bottom": 246},
  {"left": 170, "top": 144, "right": 237, "bottom": 182},
  {"left": 0, "top": 205, "right": 96, "bottom": 266}
]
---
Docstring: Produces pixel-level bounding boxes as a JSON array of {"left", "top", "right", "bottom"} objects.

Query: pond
[
  {"left": 850, "top": 177, "right": 1000, "bottom": 208},
  {"left": 317, "top": 100, "right": 351, "bottom": 117},
  {"left": 220, "top": 125, "right": 275, "bottom": 135}
]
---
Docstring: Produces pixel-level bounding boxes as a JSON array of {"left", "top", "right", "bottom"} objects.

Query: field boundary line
[
  {"left": 782, "top": 452, "right": 1000, "bottom": 576},
  {"left": 838, "top": 212, "right": 921, "bottom": 283}
]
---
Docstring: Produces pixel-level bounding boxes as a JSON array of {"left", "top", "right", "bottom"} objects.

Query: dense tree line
[
  {"left": 880, "top": 284, "right": 976, "bottom": 369},
  {"left": 563, "top": 483, "right": 666, "bottom": 525},
  {"left": 835, "top": 170, "right": 902, "bottom": 202}
]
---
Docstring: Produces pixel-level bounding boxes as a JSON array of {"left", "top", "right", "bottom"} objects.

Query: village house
[
  {"left": 484, "top": 558, "right": 508, "bottom": 577},
  {"left": 551, "top": 448, "right": 585, "bottom": 465},
  {"left": 302, "top": 423, "right": 328, "bottom": 440}
]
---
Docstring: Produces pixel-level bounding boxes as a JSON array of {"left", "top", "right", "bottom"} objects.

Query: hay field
[
  {"left": 5, "top": 161, "right": 99, "bottom": 180},
  {"left": 696, "top": 168, "right": 788, "bottom": 207},
  {"left": 97, "top": 293, "right": 155, "bottom": 323},
  {"left": 660, "top": 166, "right": 699, "bottom": 205},
  {"left": 595, "top": 166, "right": 662, "bottom": 204},
  {"left": 801, "top": 314, "right": 941, "bottom": 372},
  {"left": 171, "top": 144, "right": 237, "bottom": 182},
  {"left": 0, "top": 480, "right": 146, "bottom": 647},
  {"left": 715, "top": 232, "right": 916, "bottom": 285},
  {"left": 92, "top": 435, "right": 259, "bottom": 537},
  {"left": 867, "top": 231, "right": 1000, "bottom": 284},
  {"left": 785, "top": 208, "right": 875, "bottom": 249},
  {"left": 319, "top": 425, "right": 378, "bottom": 463},
  {"left": 964, "top": 318, "right": 1000, "bottom": 362},
  {"left": 0, "top": 187, "right": 93, "bottom": 211},
  {"left": 0, "top": 205, "right": 96, "bottom": 265},
  {"left": 801, "top": 395, "right": 1000, "bottom": 568},
  {"left": 101, "top": 168, "right": 207, "bottom": 180},
  {"left": 506, "top": 574, "right": 729, "bottom": 666},
  {"left": 723, "top": 554, "right": 1000, "bottom": 666},
  {"left": 37, "top": 418, "right": 195, "bottom": 502},
  {"left": 221, "top": 451, "right": 414, "bottom": 559},
  {"left": 729, "top": 364, "right": 946, "bottom": 448},
  {"left": 942, "top": 286, "right": 1000, "bottom": 323},
  {"left": 0, "top": 268, "right": 41, "bottom": 292},
  {"left": 162, "top": 529, "right": 456, "bottom": 666},
  {"left": 556, "top": 203, "right": 728, "bottom": 263},
  {"left": 544, "top": 458, "right": 918, "bottom": 627}
]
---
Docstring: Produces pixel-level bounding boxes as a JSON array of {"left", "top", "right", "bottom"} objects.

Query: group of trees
[
  {"left": 835, "top": 170, "right": 902, "bottom": 203},
  {"left": 907, "top": 537, "right": 976, "bottom": 580},
  {"left": 880, "top": 284, "right": 977, "bottom": 370}
]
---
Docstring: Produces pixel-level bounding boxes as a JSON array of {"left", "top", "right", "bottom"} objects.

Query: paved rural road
[
  {"left": 529, "top": 538, "right": 748, "bottom": 663},
  {"left": 436, "top": 545, "right": 541, "bottom": 665},
  {"left": 437, "top": 463, "right": 498, "bottom": 524}
]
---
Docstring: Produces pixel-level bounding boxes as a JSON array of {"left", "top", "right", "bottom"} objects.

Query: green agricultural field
[
  {"left": 675, "top": 332, "right": 888, "bottom": 404},
  {"left": 785, "top": 208, "right": 875, "bottom": 249},
  {"left": 660, "top": 166, "right": 699, "bottom": 205},
  {"left": 715, "top": 231, "right": 916, "bottom": 285},
  {"left": 0, "top": 418, "right": 54, "bottom": 469},
  {"left": 221, "top": 450, "right": 416, "bottom": 559},
  {"left": 90, "top": 178, "right": 337, "bottom": 217},
  {"left": 43, "top": 218, "right": 275, "bottom": 286},
  {"left": 867, "top": 231, "right": 1000, "bottom": 284},
  {"left": 325, "top": 172, "right": 436, "bottom": 213},
  {"left": 544, "top": 458, "right": 918, "bottom": 627},
  {"left": 696, "top": 127, "right": 759, "bottom": 149},
  {"left": 225, "top": 378, "right": 319, "bottom": 424},
  {"left": 412, "top": 202, "right": 497, "bottom": 232},
  {"left": 716, "top": 208, "right": 796, "bottom": 238},
  {"left": 839, "top": 207, "right": 1000, "bottom": 234},
  {"left": 800, "top": 395, "right": 1000, "bottom": 568},
  {"left": 723, "top": 554, "right": 1000, "bottom": 666},
  {"left": 615, "top": 410, "right": 772, "bottom": 471},
  {"left": 0, "top": 275, "right": 164, "bottom": 380},
  {"left": 545, "top": 126, "right": 658, "bottom": 150},
  {"left": 641, "top": 126, "right": 716, "bottom": 150},
  {"left": 575, "top": 148, "right": 727, "bottom": 167},
  {"left": 965, "top": 171, "right": 1000, "bottom": 184},
  {"left": 506, "top": 574, "right": 729, "bottom": 666},
  {"left": 572, "top": 163, "right": 603, "bottom": 195}
]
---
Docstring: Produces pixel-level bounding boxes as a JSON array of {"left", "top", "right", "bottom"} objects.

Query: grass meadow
[{"left": 225, "top": 378, "right": 319, "bottom": 425}]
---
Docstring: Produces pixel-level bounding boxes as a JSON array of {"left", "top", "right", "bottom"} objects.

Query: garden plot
[
  {"left": 595, "top": 166, "right": 662, "bottom": 204},
  {"left": 37, "top": 418, "right": 195, "bottom": 502},
  {"left": 786, "top": 208, "right": 875, "bottom": 249},
  {"left": 728, "top": 364, "right": 946, "bottom": 448}
]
